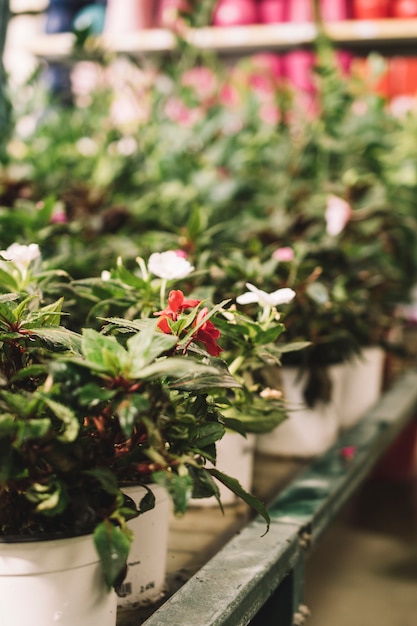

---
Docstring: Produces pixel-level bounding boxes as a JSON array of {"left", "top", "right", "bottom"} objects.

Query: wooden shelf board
[{"left": 26, "top": 19, "right": 417, "bottom": 60}]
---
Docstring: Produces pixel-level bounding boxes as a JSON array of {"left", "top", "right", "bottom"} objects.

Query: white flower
[
  {"left": 0, "top": 243, "right": 41, "bottom": 270},
  {"left": 101, "top": 270, "right": 111, "bottom": 281},
  {"left": 148, "top": 251, "right": 194, "bottom": 280},
  {"left": 325, "top": 195, "right": 352, "bottom": 236},
  {"left": 236, "top": 283, "right": 296, "bottom": 307}
]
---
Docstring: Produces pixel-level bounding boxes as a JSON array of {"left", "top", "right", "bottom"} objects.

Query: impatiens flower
[
  {"left": 155, "top": 290, "right": 223, "bottom": 356},
  {"left": 272, "top": 247, "right": 294, "bottom": 262},
  {"left": 325, "top": 195, "right": 352, "bottom": 236},
  {"left": 164, "top": 97, "right": 203, "bottom": 127},
  {"left": 236, "top": 283, "right": 296, "bottom": 308},
  {"left": 192, "top": 307, "right": 223, "bottom": 356},
  {"left": 340, "top": 446, "right": 356, "bottom": 462},
  {"left": 0, "top": 243, "right": 41, "bottom": 270},
  {"left": 155, "top": 290, "right": 201, "bottom": 324},
  {"left": 181, "top": 67, "right": 218, "bottom": 102},
  {"left": 148, "top": 251, "right": 194, "bottom": 280}
]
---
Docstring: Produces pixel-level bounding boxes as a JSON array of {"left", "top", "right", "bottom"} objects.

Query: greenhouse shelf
[{"left": 116, "top": 368, "right": 417, "bottom": 626}]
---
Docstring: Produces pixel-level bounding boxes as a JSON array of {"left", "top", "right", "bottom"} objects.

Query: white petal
[
  {"left": 148, "top": 251, "right": 194, "bottom": 279},
  {"left": 236, "top": 292, "right": 259, "bottom": 305},
  {"left": 269, "top": 288, "right": 296, "bottom": 306}
]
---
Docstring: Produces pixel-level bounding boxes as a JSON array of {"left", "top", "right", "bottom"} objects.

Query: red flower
[
  {"left": 193, "top": 307, "right": 223, "bottom": 357},
  {"left": 155, "top": 291, "right": 223, "bottom": 356},
  {"left": 155, "top": 290, "right": 201, "bottom": 330}
]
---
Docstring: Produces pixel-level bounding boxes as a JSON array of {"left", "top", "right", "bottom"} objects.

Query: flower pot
[
  {"left": 258, "top": 0, "right": 287, "bottom": 23},
  {"left": 117, "top": 484, "right": 171, "bottom": 610},
  {"left": 388, "top": 57, "right": 417, "bottom": 97},
  {"left": 256, "top": 364, "right": 346, "bottom": 458},
  {"left": 340, "top": 346, "right": 385, "bottom": 429},
  {"left": 212, "top": 0, "right": 258, "bottom": 26},
  {"left": 320, "top": 0, "right": 349, "bottom": 21},
  {"left": 0, "top": 534, "right": 117, "bottom": 626},
  {"left": 192, "top": 432, "right": 256, "bottom": 506},
  {"left": 103, "top": 0, "right": 155, "bottom": 35},
  {"left": 392, "top": 0, "right": 417, "bottom": 16},
  {"left": 351, "top": 0, "right": 390, "bottom": 19},
  {"left": 287, "top": 0, "right": 313, "bottom": 22}
]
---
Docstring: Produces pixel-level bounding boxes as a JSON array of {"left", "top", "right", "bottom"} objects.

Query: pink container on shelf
[
  {"left": 320, "top": 0, "right": 349, "bottom": 21},
  {"left": 287, "top": 0, "right": 313, "bottom": 22},
  {"left": 104, "top": 0, "right": 156, "bottom": 34},
  {"left": 258, "top": 0, "right": 287, "bottom": 23},
  {"left": 212, "top": 0, "right": 258, "bottom": 26},
  {"left": 283, "top": 0, "right": 314, "bottom": 94}
]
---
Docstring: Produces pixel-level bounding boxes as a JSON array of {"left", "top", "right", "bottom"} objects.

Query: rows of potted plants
[
  {"left": 1, "top": 19, "right": 417, "bottom": 623},
  {"left": 0, "top": 240, "right": 303, "bottom": 623}
]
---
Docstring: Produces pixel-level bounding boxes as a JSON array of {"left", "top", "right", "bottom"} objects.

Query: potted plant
[{"left": 0, "top": 243, "right": 271, "bottom": 622}]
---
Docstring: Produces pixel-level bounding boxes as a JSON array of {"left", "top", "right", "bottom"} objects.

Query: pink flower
[
  {"left": 272, "top": 247, "right": 294, "bottom": 262},
  {"left": 219, "top": 83, "right": 241, "bottom": 107},
  {"left": 164, "top": 97, "right": 203, "bottom": 127},
  {"left": 340, "top": 446, "right": 356, "bottom": 462},
  {"left": 181, "top": 67, "right": 218, "bottom": 102},
  {"left": 249, "top": 73, "right": 274, "bottom": 98},
  {"left": 325, "top": 195, "right": 352, "bottom": 236}
]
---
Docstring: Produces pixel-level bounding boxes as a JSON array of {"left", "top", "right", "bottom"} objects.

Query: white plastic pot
[
  {"left": 340, "top": 346, "right": 385, "bottom": 429},
  {"left": 192, "top": 432, "right": 256, "bottom": 507},
  {"left": 256, "top": 364, "right": 346, "bottom": 458},
  {"left": 117, "top": 484, "right": 171, "bottom": 611},
  {"left": 0, "top": 533, "right": 117, "bottom": 626}
]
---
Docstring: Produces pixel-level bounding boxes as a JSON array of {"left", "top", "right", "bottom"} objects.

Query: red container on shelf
[
  {"left": 212, "top": 0, "right": 258, "bottom": 26},
  {"left": 258, "top": 0, "right": 286, "bottom": 23},
  {"left": 350, "top": 56, "right": 390, "bottom": 98},
  {"left": 391, "top": 0, "right": 417, "bottom": 17},
  {"left": 351, "top": 0, "right": 390, "bottom": 19},
  {"left": 388, "top": 56, "right": 417, "bottom": 97}
]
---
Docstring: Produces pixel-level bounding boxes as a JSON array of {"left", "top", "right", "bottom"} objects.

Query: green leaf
[
  {"left": 85, "top": 467, "right": 120, "bottom": 496},
  {"left": 117, "top": 395, "right": 150, "bottom": 437},
  {"left": 28, "top": 297, "right": 64, "bottom": 327},
  {"left": 137, "top": 356, "right": 215, "bottom": 382},
  {"left": 255, "top": 324, "right": 286, "bottom": 344},
  {"left": 126, "top": 328, "right": 178, "bottom": 374},
  {"left": 10, "top": 364, "right": 48, "bottom": 383},
  {"left": 208, "top": 468, "right": 270, "bottom": 532},
  {"left": 81, "top": 328, "right": 127, "bottom": 373},
  {"left": 94, "top": 520, "right": 132, "bottom": 590},
  {"left": 40, "top": 395, "right": 79, "bottom": 442},
  {"left": 276, "top": 341, "right": 312, "bottom": 354},
  {"left": 188, "top": 423, "right": 225, "bottom": 449},
  {"left": 152, "top": 470, "right": 192, "bottom": 515},
  {"left": 28, "top": 326, "right": 82, "bottom": 352}
]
